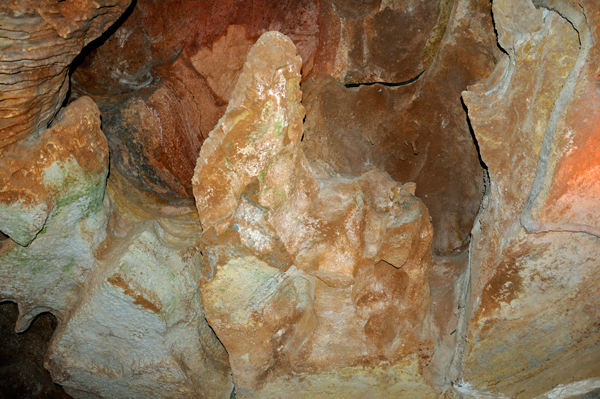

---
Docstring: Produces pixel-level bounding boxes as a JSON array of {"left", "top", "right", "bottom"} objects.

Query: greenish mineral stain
[
  {"left": 275, "top": 119, "right": 284, "bottom": 137},
  {"left": 258, "top": 169, "right": 267, "bottom": 182},
  {"left": 62, "top": 261, "right": 75, "bottom": 273}
]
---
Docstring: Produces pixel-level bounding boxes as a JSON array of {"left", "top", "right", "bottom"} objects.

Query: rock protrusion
[{"left": 194, "top": 31, "right": 436, "bottom": 397}]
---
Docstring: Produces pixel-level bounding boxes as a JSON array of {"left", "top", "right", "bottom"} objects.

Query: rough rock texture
[
  {"left": 316, "top": 0, "right": 454, "bottom": 84},
  {"left": 302, "top": 0, "right": 502, "bottom": 255},
  {"left": 193, "top": 31, "right": 436, "bottom": 398},
  {"left": 458, "top": 0, "right": 600, "bottom": 397},
  {"left": 70, "top": 0, "right": 322, "bottom": 202},
  {"left": 0, "top": 97, "right": 232, "bottom": 398},
  {"left": 0, "top": 303, "right": 71, "bottom": 399},
  {"left": 0, "top": 0, "right": 131, "bottom": 149},
  {"left": 0, "top": 97, "right": 111, "bottom": 327},
  {"left": 68, "top": 0, "right": 467, "bottom": 205},
  {"left": 45, "top": 174, "right": 232, "bottom": 398},
  {"left": 3, "top": 0, "right": 600, "bottom": 397}
]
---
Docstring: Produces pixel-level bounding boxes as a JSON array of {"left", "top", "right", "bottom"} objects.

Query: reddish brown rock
[
  {"left": 69, "top": 0, "right": 462, "bottom": 204},
  {"left": 0, "top": 96, "right": 109, "bottom": 248},
  {"left": 70, "top": 0, "right": 321, "bottom": 201},
  {"left": 0, "top": 0, "right": 131, "bottom": 149},
  {"left": 301, "top": 0, "right": 501, "bottom": 255},
  {"left": 316, "top": 0, "right": 454, "bottom": 84}
]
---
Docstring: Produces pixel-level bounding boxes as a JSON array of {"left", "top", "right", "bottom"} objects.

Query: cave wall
[
  {"left": 459, "top": 0, "right": 600, "bottom": 397},
  {"left": 0, "top": 0, "right": 599, "bottom": 398}
]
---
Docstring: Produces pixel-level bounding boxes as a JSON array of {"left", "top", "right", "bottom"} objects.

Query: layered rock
[
  {"left": 193, "top": 31, "right": 437, "bottom": 397},
  {"left": 68, "top": 0, "right": 468, "bottom": 206},
  {"left": 69, "top": 0, "right": 322, "bottom": 201},
  {"left": 458, "top": 0, "right": 600, "bottom": 397},
  {"left": 0, "top": 0, "right": 131, "bottom": 149}
]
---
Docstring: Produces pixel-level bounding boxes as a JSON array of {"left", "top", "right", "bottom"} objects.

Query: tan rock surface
[
  {"left": 459, "top": 0, "right": 600, "bottom": 396},
  {"left": 0, "top": 97, "right": 111, "bottom": 327},
  {"left": 0, "top": 96, "right": 232, "bottom": 398},
  {"left": 68, "top": 0, "right": 466, "bottom": 205},
  {"left": 70, "top": 0, "right": 321, "bottom": 202},
  {"left": 301, "top": 0, "right": 501, "bottom": 255},
  {"left": 194, "top": 31, "right": 436, "bottom": 397}
]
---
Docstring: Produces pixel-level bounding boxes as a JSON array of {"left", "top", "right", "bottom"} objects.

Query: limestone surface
[
  {"left": 46, "top": 211, "right": 232, "bottom": 399},
  {"left": 0, "top": 0, "right": 131, "bottom": 149},
  {"left": 301, "top": 0, "right": 501, "bottom": 255},
  {"left": 70, "top": 0, "right": 321, "bottom": 202},
  {"left": 0, "top": 97, "right": 111, "bottom": 329},
  {"left": 460, "top": 0, "right": 600, "bottom": 396},
  {"left": 0, "top": 97, "right": 233, "bottom": 398},
  {"left": 194, "top": 31, "right": 437, "bottom": 397},
  {"left": 2, "top": 0, "right": 600, "bottom": 397}
]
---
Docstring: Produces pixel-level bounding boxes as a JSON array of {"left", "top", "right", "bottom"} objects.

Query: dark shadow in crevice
[
  {"left": 344, "top": 69, "right": 426, "bottom": 88},
  {"left": 0, "top": 231, "right": 8, "bottom": 250},
  {"left": 69, "top": 0, "right": 138, "bottom": 82},
  {"left": 461, "top": 96, "right": 488, "bottom": 172},
  {"left": 489, "top": 2, "right": 508, "bottom": 56},
  {"left": 0, "top": 302, "right": 71, "bottom": 399}
]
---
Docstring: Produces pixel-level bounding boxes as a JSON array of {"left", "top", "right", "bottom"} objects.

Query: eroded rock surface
[
  {"left": 0, "top": 97, "right": 232, "bottom": 398},
  {"left": 302, "top": 0, "right": 501, "bottom": 255},
  {"left": 459, "top": 0, "right": 600, "bottom": 397},
  {"left": 0, "top": 97, "right": 111, "bottom": 328},
  {"left": 69, "top": 0, "right": 469, "bottom": 206},
  {"left": 70, "top": 0, "right": 322, "bottom": 202},
  {"left": 193, "top": 31, "right": 436, "bottom": 397},
  {"left": 0, "top": 0, "right": 131, "bottom": 149},
  {"left": 2, "top": 0, "right": 600, "bottom": 397},
  {"left": 45, "top": 186, "right": 232, "bottom": 398}
]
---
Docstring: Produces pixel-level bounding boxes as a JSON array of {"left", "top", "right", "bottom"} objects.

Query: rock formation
[
  {"left": 1, "top": 0, "right": 599, "bottom": 398},
  {"left": 193, "top": 32, "right": 436, "bottom": 397},
  {"left": 0, "top": 97, "right": 231, "bottom": 398},
  {"left": 457, "top": 0, "right": 600, "bottom": 396},
  {"left": 301, "top": 0, "right": 501, "bottom": 255},
  {"left": 0, "top": 0, "right": 131, "bottom": 149}
]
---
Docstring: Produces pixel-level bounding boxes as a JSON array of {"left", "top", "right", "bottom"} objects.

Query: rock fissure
[{"left": 343, "top": 69, "right": 427, "bottom": 88}]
